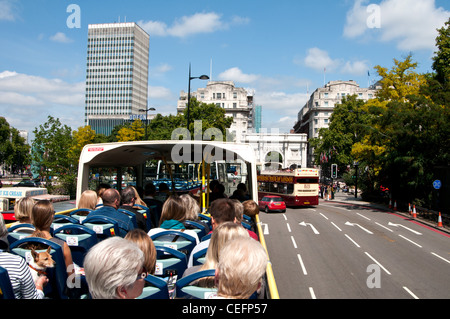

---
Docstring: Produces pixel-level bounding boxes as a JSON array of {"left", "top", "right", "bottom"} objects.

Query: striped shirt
[{"left": 0, "top": 252, "right": 44, "bottom": 299}]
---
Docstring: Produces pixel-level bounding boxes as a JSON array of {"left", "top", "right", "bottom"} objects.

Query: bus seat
[
  {"left": 137, "top": 274, "right": 170, "bottom": 299},
  {"left": 154, "top": 246, "right": 187, "bottom": 280},
  {"left": 53, "top": 224, "right": 98, "bottom": 267},
  {"left": 9, "top": 237, "right": 69, "bottom": 299},
  {"left": 183, "top": 220, "right": 208, "bottom": 239},
  {"left": 151, "top": 230, "right": 196, "bottom": 257},
  {"left": 0, "top": 266, "right": 15, "bottom": 299},
  {"left": 81, "top": 216, "right": 120, "bottom": 240},
  {"left": 175, "top": 269, "right": 217, "bottom": 299},
  {"left": 192, "top": 247, "right": 208, "bottom": 266},
  {"left": 7, "top": 223, "right": 35, "bottom": 245},
  {"left": 51, "top": 215, "right": 79, "bottom": 234},
  {"left": 69, "top": 208, "right": 93, "bottom": 223},
  {"left": 117, "top": 209, "right": 137, "bottom": 229},
  {"left": 200, "top": 233, "right": 212, "bottom": 242}
]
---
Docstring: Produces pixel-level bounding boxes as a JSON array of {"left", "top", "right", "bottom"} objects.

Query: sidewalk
[{"left": 321, "top": 191, "right": 450, "bottom": 234}]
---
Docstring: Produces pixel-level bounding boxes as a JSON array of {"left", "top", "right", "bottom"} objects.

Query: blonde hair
[
  {"left": 14, "top": 197, "right": 35, "bottom": 223},
  {"left": 159, "top": 195, "right": 186, "bottom": 226},
  {"left": 180, "top": 194, "right": 200, "bottom": 221},
  {"left": 125, "top": 229, "right": 157, "bottom": 275},
  {"left": 242, "top": 200, "right": 259, "bottom": 218},
  {"left": 78, "top": 190, "right": 98, "bottom": 210},
  {"left": 216, "top": 237, "right": 267, "bottom": 299},
  {"left": 131, "top": 186, "right": 147, "bottom": 207}
]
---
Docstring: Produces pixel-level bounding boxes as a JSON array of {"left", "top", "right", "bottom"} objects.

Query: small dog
[{"left": 29, "top": 247, "right": 56, "bottom": 283}]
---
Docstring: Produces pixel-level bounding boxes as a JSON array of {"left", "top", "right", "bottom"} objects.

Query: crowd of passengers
[{"left": 0, "top": 180, "right": 268, "bottom": 299}]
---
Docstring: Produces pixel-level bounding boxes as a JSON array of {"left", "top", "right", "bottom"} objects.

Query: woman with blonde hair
[
  {"left": 125, "top": 229, "right": 157, "bottom": 275},
  {"left": 14, "top": 197, "right": 35, "bottom": 224},
  {"left": 180, "top": 193, "right": 200, "bottom": 221},
  {"left": 78, "top": 190, "right": 98, "bottom": 210},
  {"left": 182, "top": 222, "right": 249, "bottom": 286}
]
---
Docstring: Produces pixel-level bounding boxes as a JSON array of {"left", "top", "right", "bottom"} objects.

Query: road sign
[{"left": 433, "top": 180, "right": 441, "bottom": 190}]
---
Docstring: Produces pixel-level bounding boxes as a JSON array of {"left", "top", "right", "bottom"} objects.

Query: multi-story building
[
  {"left": 293, "top": 80, "right": 378, "bottom": 166},
  {"left": 177, "top": 81, "right": 255, "bottom": 142},
  {"left": 84, "top": 22, "right": 149, "bottom": 136}
]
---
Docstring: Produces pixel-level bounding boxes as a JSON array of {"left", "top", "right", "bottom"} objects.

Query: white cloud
[
  {"left": 0, "top": 0, "right": 18, "bottom": 21},
  {"left": 0, "top": 71, "right": 85, "bottom": 135},
  {"left": 303, "top": 47, "right": 340, "bottom": 72},
  {"left": 138, "top": 12, "right": 249, "bottom": 38},
  {"left": 344, "top": 0, "right": 450, "bottom": 51},
  {"left": 218, "top": 67, "right": 259, "bottom": 83},
  {"left": 341, "top": 60, "right": 370, "bottom": 75},
  {"left": 50, "top": 32, "right": 73, "bottom": 43},
  {"left": 148, "top": 85, "right": 175, "bottom": 100}
]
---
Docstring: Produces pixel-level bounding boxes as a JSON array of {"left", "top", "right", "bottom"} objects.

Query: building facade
[
  {"left": 293, "top": 80, "right": 378, "bottom": 166},
  {"left": 84, "top": 22, "right": 149, "bottom": 136},
  {"left": 177, "top": 81, "right": 256, "bottom": 142}
]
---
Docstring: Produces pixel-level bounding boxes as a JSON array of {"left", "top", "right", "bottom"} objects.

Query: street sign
[{"left": 433, "top": 180, "right": 441, "bottom": 190}]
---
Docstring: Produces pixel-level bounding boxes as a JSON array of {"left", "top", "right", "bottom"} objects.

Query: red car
[{"left": 259, "top": 195, "right": 286, "bottom": 213}]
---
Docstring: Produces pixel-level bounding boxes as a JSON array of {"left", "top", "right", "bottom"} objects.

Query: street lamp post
[
  {"left": 138, "top": 107, "right": 156, "bottom": 140},
  {"left": 187, "top": 63, "right": 209, "bottom": 129}
]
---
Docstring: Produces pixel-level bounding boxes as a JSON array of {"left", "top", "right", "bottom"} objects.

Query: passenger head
[
  {"left": 209, "top": 198, "right": 236, "bottom": 229},
  {"left": 180, "top": 194, "right": 200, "bottom": 220},
  {"left": 31, "top": 200, "right": 54, "bottom": 235},
  {"left": 215, "top": 237, "right": 268, "bottom": 299},
  {"left": 202, "top": 222, "right": 249, "bottom": 270},
  {"left": 125, "top": 229, "right": 157, "bottom": 275},
  {"left": 230, "top": 199, "right": 244, "bottom": 223},
  {"left": 101, "top": 188, "right": 121, "bottom": 209},
  {"left": 144, "top": 183, "right": 156, "bottom": 196},
  {"left": 14, "top": 197, "right": 35, "bottom": 223},
  {"left": 120, "top": 186, "right": 136, "bottom": 205},
  {"left": 78, "top": 190, "right": 98, "bottom": 210},
  {"left": 159, "top": 195, "right": 186, "bottom": 225},
  {"left": 242, "top": 200, "right": 259, "bottom": 218},
  {"left": 84, "top": 237, "right": 145, "bottom": 299}
]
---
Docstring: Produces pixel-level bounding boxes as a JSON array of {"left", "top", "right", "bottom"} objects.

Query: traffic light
[{"left": 331, "top": 164, "right": 337, "bottom": 178}]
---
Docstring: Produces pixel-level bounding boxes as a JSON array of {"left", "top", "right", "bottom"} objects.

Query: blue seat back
[
  {"left": 154, "top": 246, "right": 187, "bottom": 279},
  {"left": 192, "top": 247, "right": 208, "bottom": 266},
  {"left": 151, "top": 230, "right": 196, "bottom": 256},
  {"left": 0, "top": 266, "right": 15, "bottom": 299},
  {"left": 134, "top": 205, "right": 153, "bottom": 231},
  {"left": 175, "top": 269, "right": 217, "bottom": 299},
  {"left": 7, "top": 223, "right": 35, "bottom": 245},
  {"left": 53, "top": 224, "right": 98, "bottom": 267},
  {"left": 9, "top": 237, "right": 68, "bottom": 299},
  {"left": 137, "top": 274, "right": 169, "bottom": 299},
  {"left": 51, "top": 215, "right": 79, "bottom": 234},
  {"left": 184, "top": 220, "right": 208, "bottom": 239},
  {"left": 69, "top": 208, "right": 93, "bottom": 223},
  {"left": 81, "top": 216, "right": 120, "bottom": 240}
]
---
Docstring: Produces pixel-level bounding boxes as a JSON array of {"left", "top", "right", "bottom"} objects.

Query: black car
[{"left": 12, "top": 179, "right": 41, "bottom": 187}]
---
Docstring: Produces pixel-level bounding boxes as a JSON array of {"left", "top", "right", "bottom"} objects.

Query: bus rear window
[{"left": 296, "top": 178, "right": 318, "bottom": 184}]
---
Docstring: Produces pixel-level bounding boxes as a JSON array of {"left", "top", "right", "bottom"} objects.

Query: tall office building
[{"left": 85, "top": 22, "right": 149, "bottom": 135}]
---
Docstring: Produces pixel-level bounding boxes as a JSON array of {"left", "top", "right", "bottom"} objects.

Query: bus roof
[{"left": 78, "top": 140, "right": 257, "bottom": 167}]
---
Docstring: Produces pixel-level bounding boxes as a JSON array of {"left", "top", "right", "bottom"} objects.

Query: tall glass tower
[{"left": 85, "top": 23, "right": 149, "bottom": 136}]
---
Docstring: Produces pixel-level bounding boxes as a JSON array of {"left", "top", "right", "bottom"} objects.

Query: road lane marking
[
  {"left": 299, "top": 221, "right": 320, "bottom": 234},
  {"left": 388, "top": 222, "right": 422, "bottom": 235},
  {"left": 320, "top": 213, "right": 328, "bottom": 220},
  {"left": 403, "top": 286, "right": 419, "bottom": 299},
  {"left": 291, "top": 236, "right": 298, "bottom": 249},
  {"left": 283, "top": 214, "right": 287, "bottom": 221},
  {"left": 365, "top": 252, "right": 391, "bottom": 275},
  {"left": 309, "top": 287, "right": 316, "bottom": 299},
  {"left": 431, "top": 252, "right": 450, "bottom": 264},
  {"left": 375, "top": 222, "right": 393, "bottom": 232},
  {"left": 286, "top": 223, "right": 291, "bottom": 233},
  {"left": 345, "top": 221, "right": 373, "bottom": 234},
  {"left": 357, "top": 213, "right": 371, "bottom": 220},
  {"left": 297, "top": 253, "right": 307, "bottom": 275},
  {"left": 331, "top": 222, "right": 342, "bottom": 231},
  {"left": 345, "top": 234, "right": 360, "bottom": 248},
  {"left": 398, "top": 234, "right": 422, "bottom": 248}
]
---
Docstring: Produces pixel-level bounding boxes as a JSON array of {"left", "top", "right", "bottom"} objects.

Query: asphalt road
[{"left": 260, "top": 194, "right": 450, "bottom": 299}]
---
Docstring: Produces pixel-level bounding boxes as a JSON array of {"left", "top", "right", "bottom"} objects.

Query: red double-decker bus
[{"left": 257, "top": 168, "right": 319, "bottom": 206}]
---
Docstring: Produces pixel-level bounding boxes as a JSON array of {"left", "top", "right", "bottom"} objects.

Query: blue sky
[{"left": 0, "top": 0, "right": 449, "bottom": 141}]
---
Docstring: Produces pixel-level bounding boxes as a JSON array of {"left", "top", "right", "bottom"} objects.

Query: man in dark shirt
[
  {"left": 87, "top": 188, "right": 134, "bottom": 237},
  {"left": 142, "top": 183, "right": 163, "bottom": 228},
  {"left": 119, "top": 186, "right": 147, "bottom": 231}
]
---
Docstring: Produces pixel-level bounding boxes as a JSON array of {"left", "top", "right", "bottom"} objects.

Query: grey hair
[{"left": 84, "top": 237, "right": 144, "bottom": 299}]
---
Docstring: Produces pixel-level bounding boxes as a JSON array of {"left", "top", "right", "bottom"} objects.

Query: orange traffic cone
[
  {"left": 437, "top": 212, "right": 443, "bottom": 227},
  {"left": 393, "top": 201, "right": 397, "bottom": 211},
  {"left": 412, "top": 205, "right": 417, "bottom": 218},
  {"left": 408, "top": 203, "right": 411, "bottom": 214}
]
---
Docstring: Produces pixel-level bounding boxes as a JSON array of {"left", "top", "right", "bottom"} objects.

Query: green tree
[
  {"left": 69, "top": 125, "right": 97, "bottom": 166},
  {"left": 116, "top": 119, "right": 145, "bottom": 141},
  {"left": 32, "top": 116, "right": 73, "bottom": 192}
]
